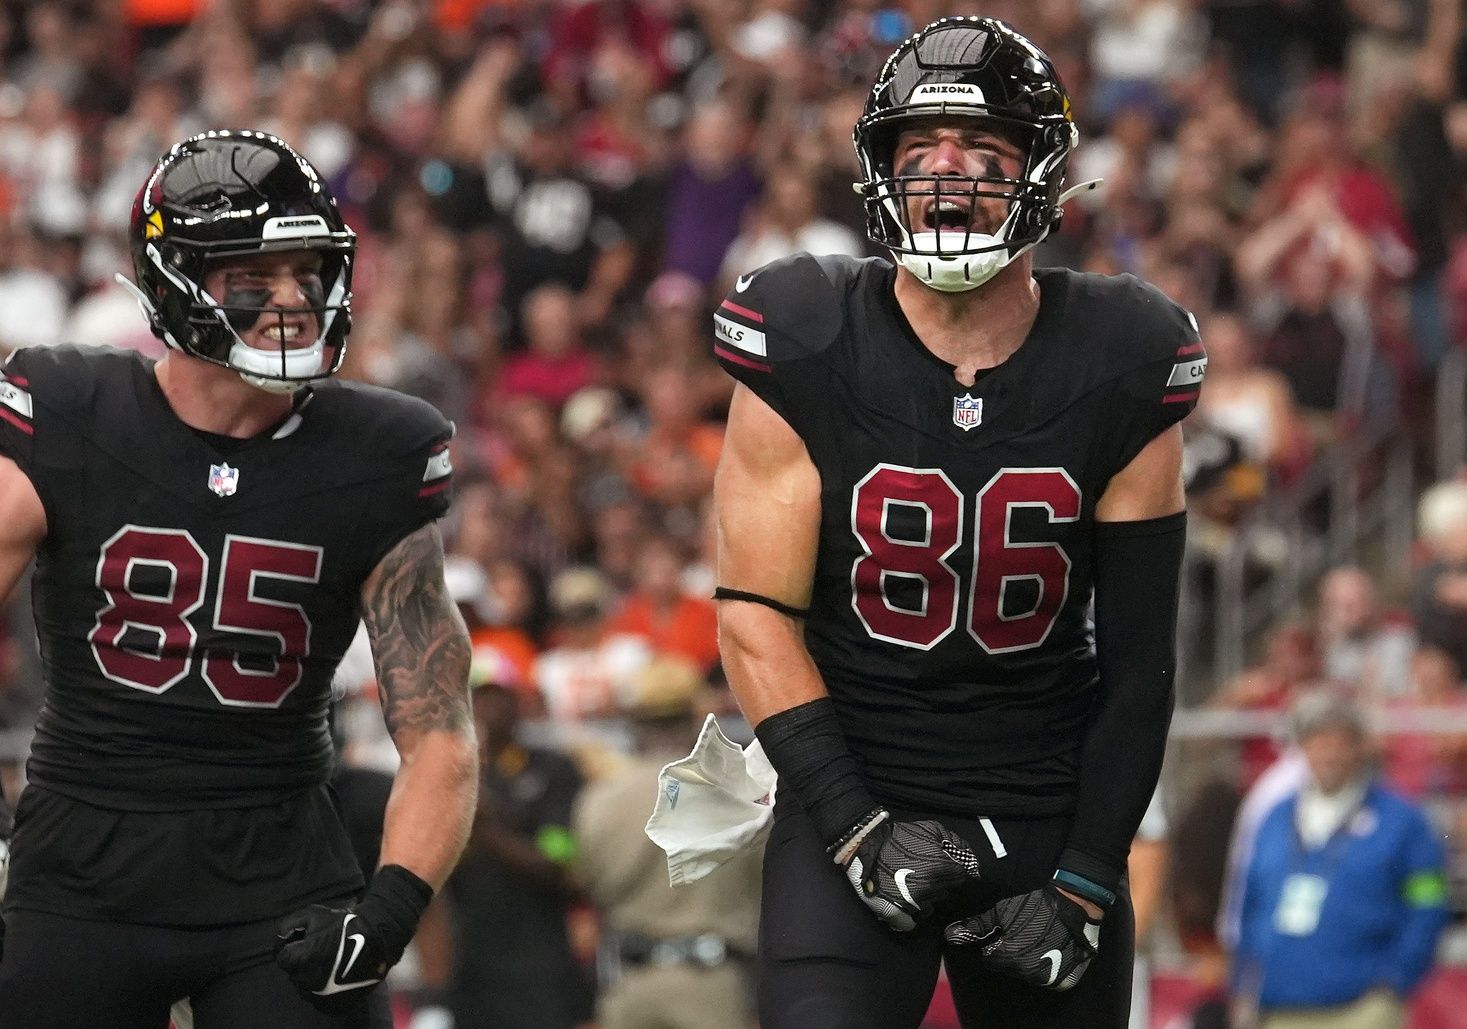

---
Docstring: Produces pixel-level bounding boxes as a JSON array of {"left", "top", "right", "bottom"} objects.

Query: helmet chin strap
[
  {"left": 897, "top": 232, "right": 1012, "bottom": 292},
  {"left": 231, "top": 338, "right": 325, "bottom": 394},
  {"left": 885, "top": 178, "right": 1105, "bottom": 293}
]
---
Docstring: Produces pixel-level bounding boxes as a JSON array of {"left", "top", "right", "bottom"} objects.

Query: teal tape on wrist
[{"left": 1052, "top": 869, "right": 1117, "bottom": 908}]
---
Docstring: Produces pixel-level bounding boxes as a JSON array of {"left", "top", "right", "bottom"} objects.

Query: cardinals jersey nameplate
[{"left": 714, "top": 312, "right": 767, "bottom": 357}]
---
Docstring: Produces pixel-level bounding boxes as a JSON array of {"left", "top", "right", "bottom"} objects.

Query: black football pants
[
  {"left": 0, "top": 908, "right": 392, "bottom": 1029},
  {"left": 758, "top": 800, "right": 1135, "bottom": 1029}
]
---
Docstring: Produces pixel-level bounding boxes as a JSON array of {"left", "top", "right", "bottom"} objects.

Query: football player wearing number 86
[
  {"left": 0, "top": 131, "right": 478, "bottom": 1028},
  {"left": 712, "top": 17, "right": 1204, "bottom": 1029}
]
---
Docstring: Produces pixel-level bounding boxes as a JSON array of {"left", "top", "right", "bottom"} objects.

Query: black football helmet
[
  {"left": 122, "top": 130, "right": 356, "bottom": 392},
  {"left": 854, "top": 17, "right": 1092, "bottom": 292}
]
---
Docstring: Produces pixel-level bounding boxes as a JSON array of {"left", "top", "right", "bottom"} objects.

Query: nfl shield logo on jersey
[
  {"left": 208, "top": 462, "right": 239, "bottom": 497},
  {"left": 952, "top": 394, "right": 983, "bottom": 431}
]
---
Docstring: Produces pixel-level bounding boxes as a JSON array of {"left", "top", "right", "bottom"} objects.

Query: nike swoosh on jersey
[{"left": 735, "top": 273, "right": 755, "bottom": 292}]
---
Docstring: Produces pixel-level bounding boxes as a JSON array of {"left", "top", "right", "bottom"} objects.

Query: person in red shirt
[{"left": 607, "top": 534, "right": 719, "bottom": 671}]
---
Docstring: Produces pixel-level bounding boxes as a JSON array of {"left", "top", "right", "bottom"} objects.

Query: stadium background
[{"left": 3, "top": 0, "right": 1467, "bottom": 1026}]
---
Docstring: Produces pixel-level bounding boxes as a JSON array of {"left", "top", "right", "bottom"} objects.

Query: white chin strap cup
[
  {"left": 896, "top": 178, "right": 1105, "bottom": 293},
  {"left": 232, "top": 338, "right": 325, "bottom": 394}
]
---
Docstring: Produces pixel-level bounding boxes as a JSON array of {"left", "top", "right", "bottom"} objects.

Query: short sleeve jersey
[
  {"left": 0, "top": 345, "right": 454, "bottom": 810},
  {"left": 714, "top": 255, "right": 1203, "bottom": 817}
]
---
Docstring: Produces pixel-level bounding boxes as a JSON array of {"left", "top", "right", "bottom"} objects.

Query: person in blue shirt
[{"left": 1232, "top": 689, "right": 1449, "bottom": 1029}]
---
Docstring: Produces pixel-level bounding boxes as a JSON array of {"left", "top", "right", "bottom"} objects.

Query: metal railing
[
  {"left": 1436, "top": 345, "right": 1467, "bottom": 482},
  {"left": 1201, "top": 419, "right": 1417, "bottom": 687}
]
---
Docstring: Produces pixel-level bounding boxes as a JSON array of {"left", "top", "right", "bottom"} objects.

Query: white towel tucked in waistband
[{"left": 644, "top": 713, "right": 779, "bottom": 886}]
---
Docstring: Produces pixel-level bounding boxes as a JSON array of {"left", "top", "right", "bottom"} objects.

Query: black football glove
[
  {"left": 833, "top": 810, "right": 982, "bottom": 932},
  {"left": 275, "top": 865, "right": 432, "bottom": 1013},
  {"left": 945, "top": 884, "right": 1101, "bottom": 990}
]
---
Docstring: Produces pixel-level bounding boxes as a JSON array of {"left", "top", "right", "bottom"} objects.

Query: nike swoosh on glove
[
  {"left": 945, "top": 885, "right": 1101, "bottom": 990},
  {"left": 275, "top": 865, "right": 432, "bottom": 1014},
  {"left": 842, "top": 813, "right": 982, "bottom": 931},
  {"left": 275, "top": 907, "right": 389, "bottom": 1012}
]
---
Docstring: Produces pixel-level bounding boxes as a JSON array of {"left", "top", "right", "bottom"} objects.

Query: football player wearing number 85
[
  {"left": 712, "top": 17, "right": 1204, "bottom": 1029},
  {"left": 0, "top": 131, "right": 478, "bottom": 1029}
]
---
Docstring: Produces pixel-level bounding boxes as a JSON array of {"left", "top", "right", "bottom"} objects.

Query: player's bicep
[
  {"left": 0, "top": 455, "right": 44, "bottom": 603},
  {"left": 714, "top": 383, "right": 822, "bottom": 607},
  {"left": 1095, "top": 423, "right": 1185, "bottom": 523},
  {"left": 360, "top": 521, "right": 473, "bottom": 748}
]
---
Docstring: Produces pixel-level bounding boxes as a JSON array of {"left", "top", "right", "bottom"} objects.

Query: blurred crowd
[{"left": 6, "top": 0, "right": 1467, "bottom": 1026}]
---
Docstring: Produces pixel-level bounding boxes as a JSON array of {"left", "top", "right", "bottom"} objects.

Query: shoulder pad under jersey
[
  {"left": 712, "top": 252, "right": 854, "bottom": 372},
  {"left": 1086, "top": 273, "right": 1205, "bottom": 389},
  {"left": 311, "top": 380, "right": 454, "bottom": 461},
  {"left": 1072, "top": 274, "right": 1205, "bottom": 479},
  {"left": 3, "top": 343, "right": 140, "bottom": 417}
]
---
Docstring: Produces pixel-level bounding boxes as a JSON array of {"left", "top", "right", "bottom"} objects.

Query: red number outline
[
  {"left": 967, "top": 467, "right": 1082, "bottom": 654},
  {"left": 89, "top": 527, "right": 322, "bottom": 707},
  {"left": 849, "top": 464, "right": 964, "bottom": 650},
  {"left": 89, "top": 525, "right": 209, "bottom": 694},
  {"left": 848, "top": 466, "right": 1083, "bottom": 654},
  {"left": 203, "top": 534, "right": 324, "bottom": 708}
]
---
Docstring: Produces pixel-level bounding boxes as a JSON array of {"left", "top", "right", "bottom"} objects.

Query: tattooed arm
[{"left": 361, "top": 522, "right": 478, "bottom": 890}]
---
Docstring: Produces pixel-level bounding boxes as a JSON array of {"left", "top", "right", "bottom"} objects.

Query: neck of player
[
  {"left": 894, "top": 255, "right": 1040, "bottom": 388},
  {"left": 154, "top": 352, "right": 296, "bottom": 438}
]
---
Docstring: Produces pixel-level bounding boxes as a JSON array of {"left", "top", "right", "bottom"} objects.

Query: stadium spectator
[
  {"left": 1211, "top": 621, "right": 1324, "bottom": 787},
  {"left": 1234, "top": 184, "right": 1384, "bottom": 418},
  {"left": 573, "top": 657, "right": 760, "bottom": 1029},
  {"left": 1411, "top": 478, "right": 1467, "bottom": 675},
  {"left": 485, "top": 100, "right": 634, "bottom": 333},
  {"left": 623, "top": 365, "right": 723, "bottom": 508},
  {"left": 1314, "top": 566, "right": 1415, "bottom": 702},
  {"left": 716, "top": 164, "right": 865, "bottom": 289},
  {"left": 660, "top": 99, "right": 762, "bottom": 284},
  {"left": 1231, "top": 689, "right": 1449, "bottom": 1029},
  {"left": 535, "top": 566, "right": 651, "bottom": 725},
  {"left": 1194, "top": 312, "right": 1310, "bottom": 475},
  {"left": 444, "top": 679, "right": 591, "bottom": 1029},
  {"left": 607, "top": 534, "right": 720, "bottom": 671},
  {"left": 500, "top": 283, "right": 603, "bottom": 410},
  {"left": 1381, "top": 647, "right": 1467, "bottom": 802}
]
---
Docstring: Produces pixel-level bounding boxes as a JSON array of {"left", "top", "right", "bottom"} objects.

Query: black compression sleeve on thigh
[
  {"left": 1056, "top": 512, "right": 1186, "bottom": 898},
  {"left": 754, "top": 698, "right": 879, "bottom": 848}
]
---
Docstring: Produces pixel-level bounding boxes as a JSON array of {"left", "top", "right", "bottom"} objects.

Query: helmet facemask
[
  {"left": 856, "top": 106, "right": 1076, "bottom": 292},
  {"left": 125, "top": 232, "right": 354, "bottom": 394}
]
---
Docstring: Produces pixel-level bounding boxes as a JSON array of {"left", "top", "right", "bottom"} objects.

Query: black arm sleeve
[
  {"left": 754, "top": 697, "right": 879, "bottom": 848},
  {"left": 1055, "top": 512, "right": 1186, "bottom": 896}
]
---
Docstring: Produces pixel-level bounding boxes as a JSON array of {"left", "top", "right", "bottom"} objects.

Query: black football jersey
[
  {"left": 0, "top": 345, "right": 454, "bottom": 811},
  {"left": 715, "top": 255, "right": 1204, "bottom": 817}
]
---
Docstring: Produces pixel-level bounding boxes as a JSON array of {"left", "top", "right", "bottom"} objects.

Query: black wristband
[
  {"left": 754, "top": 697, "right": 877, "bottom": 847},
  {"left": 356, "top": 865, "right": 434, "bottom": 965}
]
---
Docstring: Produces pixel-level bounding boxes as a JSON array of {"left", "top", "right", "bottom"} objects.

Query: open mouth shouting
[{"left": 923, "top": 196, "right": 977, "bottom": 233}]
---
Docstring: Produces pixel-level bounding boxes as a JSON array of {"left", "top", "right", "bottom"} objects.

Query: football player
[
  {"left": 0, "top": 131, "right": 478, "bottom": 1028},
  {"left": 713, "top": 18, "right": 1203, "bottom": 1029}
]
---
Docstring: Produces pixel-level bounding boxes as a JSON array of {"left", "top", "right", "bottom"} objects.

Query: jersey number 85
[{"left": 89, "top": 525, "right": 323, "bottom": 708}]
